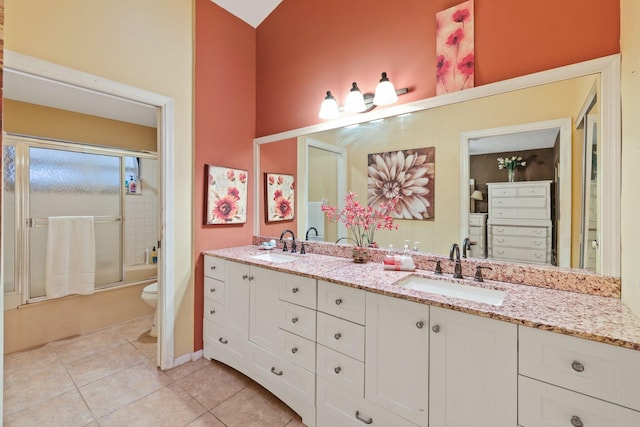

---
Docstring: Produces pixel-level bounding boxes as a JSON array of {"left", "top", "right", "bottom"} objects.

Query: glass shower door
[{"left": 28, "top": 147, "right": 123, "bottom": 299}]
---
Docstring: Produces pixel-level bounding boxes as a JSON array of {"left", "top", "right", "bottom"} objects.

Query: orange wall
[
  {"left": 194, "top": 0, "right": 256, "bottom": 349},
  {"left": 260, "top": 138, "right": 298, "bottom": 237},
  {"left": 256, "top": 0, "right": 620, "bottom": 136}
]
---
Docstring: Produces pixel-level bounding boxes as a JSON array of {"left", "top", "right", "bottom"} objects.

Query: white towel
[{"left": 45, "top": 216, "right": 96, "bottom": 298}]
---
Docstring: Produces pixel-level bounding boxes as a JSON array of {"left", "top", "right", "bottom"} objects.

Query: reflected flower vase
[
  {"left": 352, "top": 247, "right": 369, "bottom": 264},
  {"left": 507, "top": 168, "right": 516, "bottom": 183}
]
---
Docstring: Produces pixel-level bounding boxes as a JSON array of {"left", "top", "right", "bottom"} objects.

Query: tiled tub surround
[{"left": 206, "top": 241, "right": 640, "bottom": 351}]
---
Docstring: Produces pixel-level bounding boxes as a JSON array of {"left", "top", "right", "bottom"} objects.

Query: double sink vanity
[{"left": 203, "top": 240, "right": 640, "bottom": 427}]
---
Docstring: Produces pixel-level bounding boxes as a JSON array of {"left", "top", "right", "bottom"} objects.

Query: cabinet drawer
[
  {"left": 518, "top": 185, "right": 548, "bottom": 197},
  {"left": 203, "top": 320, "right": 245, "bottom": 366},
  {"left": 492, "top": 247, "right": 547, "bottom": 263},
  {"left": 279, "top": 300, "right": 316, "bottom": 341},
  {"left": 492, "top": 225, "right": 549, "bottom": 238},
  {"left": 203, "top": 298, "right": 225, "bottom": 325},
  {"left": 519, "top": 376, "right": 640, "bottom": 427},
  {"left": 317, "top": 377, "right": 419, "bottom": 427},
  {"left": 492, "top": 235, "right": 547, "bottom": 249},
  {"left": 280, "top": 329, "right": 316, "bottom": 373},
  {"left": 318, "top": 280, "right": 366, "bottom": 325},
  {"left": 317, "top": 312, "right": 365, "bottom": 361},
  {"left": 491, "top": 187, "right": 517, "bottom": 197},
  {"left": 468, "top": 214, "right": 487, "bottom": 226},
  {"left": 520, "top": 326, "right": 640, "bottom": 411},
  {"left": 278, "top": 274, "right": 316, "bottom": 309},
  {"left": 490, "top": 207, "right": 549, "bottom": 220},
  {"left": 491, "top": 197, "right": 547, "bottom": 209},
  {"left": 204, "top": 255, "right": 225, "bottom": 280},
  {"left": 204, "top": 277, "right": 225, "bottom": 303},
  {"left": 317, "top": 344, "right": 364, "bottom": 396}
]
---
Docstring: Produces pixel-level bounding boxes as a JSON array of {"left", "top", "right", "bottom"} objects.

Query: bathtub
[{"left": 124, "top": 263, "right": 158, "bottom": 284}]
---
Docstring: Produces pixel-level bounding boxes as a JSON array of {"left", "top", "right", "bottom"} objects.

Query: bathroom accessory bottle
[
  {"left": 151, "top": 246, "right": 157, "bottom": 264},
  {"left": 124, "top": 177, "right": 129, "bottom": 194},
  {"left": 128, "top": 176, "right": 137, "bottom": 194}
]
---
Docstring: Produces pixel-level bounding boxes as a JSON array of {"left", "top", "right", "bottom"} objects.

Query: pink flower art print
[
  {"left": 206, "top": 165, "right": 248, "bottom": 224},
  {"left": 436, "top": 0, "right": 474, "bottom": 95},
  {"left": 265, "top": 173, "right": 295, "bottom": 222}
]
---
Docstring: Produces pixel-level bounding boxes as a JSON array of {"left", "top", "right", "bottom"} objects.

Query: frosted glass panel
[
  {"left": 29, "top": 147, "right": 123, "bottom": 298},
  {"left": 3, "top": 146, "right": 16, "bottom": 294}
]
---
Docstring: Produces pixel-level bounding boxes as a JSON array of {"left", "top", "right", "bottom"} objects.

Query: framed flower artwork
[
  {"left": 206, "top": 165, "right": 248, "bottom": 224},
  {"left": 265, "top": 173, "right": 295, "bottom": 222},
  {"left": 436, "top": 0, "right": 474, "bottom": 95},
  {"left": 367, "top": 148, "right": 435, "bottom": 220}
]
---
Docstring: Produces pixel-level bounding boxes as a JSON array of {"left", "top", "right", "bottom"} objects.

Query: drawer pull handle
[
  {"left": 242, "top": 274, "right": 248, "bottom": 280},
  {"left": 291, "top": 347, "right": 298, "bottom": 354},
  {"left": 270, "top": 367, "right": 283, "bottom": 376},
  {"left": 416, "top": 320, "right": 424, "bottom": 329},
  {"left": 355, "top": 411, "right": 373, "bottom": 425},
  {"left": 210, "top": 309, "right": 215, "bottom": 315},
  {"left": 292, "top": 287, "right": 299, "bottom": 294},
  {"left": 218, "top": 337, "right": 228, "bottom": 344},
  {"left": 335, "top": 298, "right": 343, "bottom": 305},
  {"left": 334, "top": 333, "right": 342, "bottom": 340},
  {"left": 291, "top": 317, "right": 299, "bottom": 324},
  {"left": 571, "top": 415, "right": 584, "bottom": 427},
  {"left": 571, "top": 360, "right": 585, "bottom": 373},
  {"left": 334, "top": 366, "right": 342, "bottom": 374},
  {"left": 432, "top": 324, "right": 441, "bottom": 333}
]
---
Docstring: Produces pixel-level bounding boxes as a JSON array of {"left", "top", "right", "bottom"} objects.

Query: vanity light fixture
[{"left": 319, "top": 72, "right": 409, "bottom": 119}]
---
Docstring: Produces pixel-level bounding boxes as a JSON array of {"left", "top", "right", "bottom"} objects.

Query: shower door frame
[{"left": 5, "top": 50, "right": 176, "bottom": 370}]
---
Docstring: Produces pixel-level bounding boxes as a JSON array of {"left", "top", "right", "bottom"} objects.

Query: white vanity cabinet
[
  {"left": 429, "top": 307, "right": 517, "bottom": 427},
  {"left": 364, "top": 292, "right": 429, "bottom": 426},
  {"left": 518, "top": 326, "right": 640, "bottom": 426}
]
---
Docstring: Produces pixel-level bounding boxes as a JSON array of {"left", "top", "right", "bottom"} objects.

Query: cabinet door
[
  {"left": 365, "top": 292, "right": 429, "bottom": 426},
  {"left": 225, "top": 261, "right": 250, "bottom": 340},
  {"left": 429, "top": 306, "right": 517, "bottom": 427}
]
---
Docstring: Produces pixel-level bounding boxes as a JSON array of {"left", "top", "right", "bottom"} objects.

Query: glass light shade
[
  {"left": 319, "top": 91, "right": 339, "bottom": 119},
  {"left": 373, "top": 72, "right": 398, "bottom": 106},
  {"left": 344, "top": 82, "right": 366, "bottom": 113}
]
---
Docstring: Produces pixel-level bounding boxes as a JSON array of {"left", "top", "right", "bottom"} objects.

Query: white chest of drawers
[
  {"left": 487, "top": 180, "right": 553, "bottom": 265},
  {"left": 468, "top": 213, "right": 488, "bottom": 258}
]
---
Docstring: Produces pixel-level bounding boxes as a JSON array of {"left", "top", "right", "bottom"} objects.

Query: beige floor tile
[
  {"left": 177, "top": 360, "right": 251, "bottom": 410},
  {"left": 2, "top": 389, "right": 94, "bottom": 427},
  {"left": 185, "top": 412, "right": 226, "bottom": 426},
  {"left": 79, "top": 358, "right": 171, "bottom": 418},
  {"left": 98, "top": 383, "right": 207, "bottom": 427},
  {"left": 165, "top": 357, "right": 212, "bottom": 381},
  {"left": 4, "top": 345, "right": 61, "bottom": 373},
  {"left": 211, "top": 383, "right": 298, "bottom": 427},
  {"left": 3, "top": 361, "right": 76, "bottom": 416},
  {"left": 130, "top": 335, "right": 159, "bottom": 361},
  {"left": 113, "top": 315, "right": 154, "bottom": 342},
  {"left": 66, "top": 342, "right": 147, "bottom": 387},
  {"left": 49, "top": 329, "right": 128, "bottom": 364}
]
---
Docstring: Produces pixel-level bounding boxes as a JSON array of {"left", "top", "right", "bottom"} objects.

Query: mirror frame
[{"left": 253, "top": 54, "right": 621, "bottom": 276}]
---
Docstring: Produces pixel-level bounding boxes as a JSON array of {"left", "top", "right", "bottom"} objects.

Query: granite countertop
[{"left": 203, "top": 245, "right": 640, "bottom": 351}]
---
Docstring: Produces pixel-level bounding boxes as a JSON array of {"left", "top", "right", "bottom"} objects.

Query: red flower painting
[
  {"left": 436, "top": 1, "right": 474, "bottom": 95},
  {"left": 206, "top": 165, "right": 248, "bottom": 224},
  {"left": 265, "top": 173, "right": 295, "bottom": 222}
]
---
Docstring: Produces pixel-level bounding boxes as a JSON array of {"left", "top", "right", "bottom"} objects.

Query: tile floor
[{"left": 3, "top": 315, "right": 306, "bottom": 427}]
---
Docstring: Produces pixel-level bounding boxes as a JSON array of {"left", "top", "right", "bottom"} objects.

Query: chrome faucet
[
  {"left": 449, "top": 243, "right": 463, "bottom": 279},
  {"left": 462, "top": 237, "right": 472, "bottom": 258},
  {"left": 279, "top": 229, "right": 297, "bottom": 253},
  {"left": 305, "top": 226, "right": 318, "bottom": 241}
]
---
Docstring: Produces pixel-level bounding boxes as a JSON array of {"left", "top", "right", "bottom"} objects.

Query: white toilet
[{"left": 141, "top": 282, "right": 158, "bottom": 337}]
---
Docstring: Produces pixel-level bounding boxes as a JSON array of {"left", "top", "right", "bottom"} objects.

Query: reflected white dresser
[
  {"left": 468, "top": 213, "right": 488, "bottom": 258},
  {"left": 487, "top": 181, "right": 552, "bottom": 265}
]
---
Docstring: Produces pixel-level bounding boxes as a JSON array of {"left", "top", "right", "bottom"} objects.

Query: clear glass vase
[{"left": 508, "top": 168, "right": 516, "bottom": 182}]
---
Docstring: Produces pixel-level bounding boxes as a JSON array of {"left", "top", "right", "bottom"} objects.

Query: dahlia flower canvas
[
  {"left": 265, "top": 172, "right": 295, "bottom": 222},
  {"left": 206, "top": 165, "right": 248, "bottom": 224}
]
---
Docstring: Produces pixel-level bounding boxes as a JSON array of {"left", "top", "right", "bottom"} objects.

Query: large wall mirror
[{"left": 255, "top": 55, "right": 620, "bottom": 277}]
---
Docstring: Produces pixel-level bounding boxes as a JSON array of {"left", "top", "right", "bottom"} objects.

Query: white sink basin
[
  {"left": 251, "top": 253, "right": 300, "bottom": 264},
  {"left": 397, "top": 277, "right": 506, "bottom": 306}
]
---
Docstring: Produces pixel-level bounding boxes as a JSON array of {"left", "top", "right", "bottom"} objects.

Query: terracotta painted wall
[
  {"left": 256, "top": 0, "right": 620, "bottom": 136},
  {"left": 194, "top": 0, "right": 256, "bottom": 350},
  {"left": 260, "top": 138, "right": 298, "bottom": 238}
]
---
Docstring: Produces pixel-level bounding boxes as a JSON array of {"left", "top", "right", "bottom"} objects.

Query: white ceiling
[
  {"left": 468, "top": 128, "right": 560, "bottom": 155},
  {"left": 210, "top": 0, "right": 283, "bottom": 28}
]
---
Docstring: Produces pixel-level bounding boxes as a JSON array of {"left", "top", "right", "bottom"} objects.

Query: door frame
[{"left": 4, "top": 50, "right": 176, "bottom": 370}]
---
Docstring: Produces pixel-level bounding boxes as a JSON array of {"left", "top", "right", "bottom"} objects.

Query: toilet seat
[{"left": 142, "top": 282, "right": 157, "bottom": 296}]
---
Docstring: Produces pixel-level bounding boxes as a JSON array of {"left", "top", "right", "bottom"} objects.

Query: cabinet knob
[
  {"left": 291, "top": 347, "right": 298, "bottom": 354},
  {"left": 242, "top": 274, "right": 248, "bottom": 280},
  {"left": 292, "top": 287, "right": 299, "bottom": 294},
  {"left": 218, "top": 337, "right": 228, "bottom": 344},
  {"left": 210, "top": 265, "right": 216, "bottom": 270},
  {"left": 270, "top": 366, "right": 283, "bottom": 376},
  {"left": 416, "top": 320, "right": 424, "bottom": 329},
  {"left": 355, "top": 411, "right": 373, "bottom": 425},
  {"left": 291, "top": 317, "right": 298, "bottom": 324},
  {"left": 209, "top": 288, "right": 215, "bottom": 293},
  {"left": 335, "top": 298, "right": 343, "bottom": 305},
  {"left": 248, "top": 276, "right": 254, "bottom": 281},
  {"left": 571, "top": 360, "right": 585, "bottom": 373},
  {"left": 432, "top": 324, "right": 441, "bottom": 333},
  {"left": 334, "top": 366, "right": 342, "bottom": 374},
  {"left": 571, "top": 415, "right": 584, "bottom": 427},
  {"left": 334, "top": 332, "right": 342, "bottom": 340},
  {"left": 210, "top": 309, "right": 215, "bottom": 315}
]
